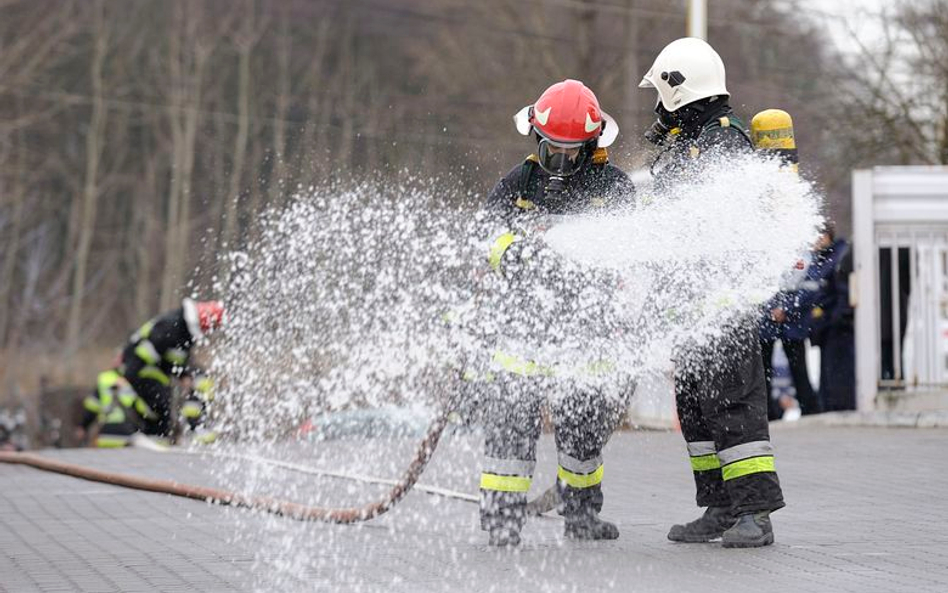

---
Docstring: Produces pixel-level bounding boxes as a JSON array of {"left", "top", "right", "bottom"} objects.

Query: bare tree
[
  {"left": 160, "top": 1, "right": 217, "bottom": 310},
  {"left": 65, "top": 0, "right": 109, "bottom": 357}
]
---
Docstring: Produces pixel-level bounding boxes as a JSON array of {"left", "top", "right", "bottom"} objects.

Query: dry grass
[{"left": 0, "top": 347, "right": 118, "bottom": 406}]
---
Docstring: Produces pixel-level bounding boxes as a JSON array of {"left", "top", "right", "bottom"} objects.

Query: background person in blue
[
  {"left": 760, "top": 223, "right": 850, "bottom": 419},
  {"left": 807, "top": 224, "right": 856, "bottom": 412},
  {"left": 759, "top": 265, "right": 820, "bottom": 420}
]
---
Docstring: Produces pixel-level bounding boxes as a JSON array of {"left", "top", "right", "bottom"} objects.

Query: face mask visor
[{"left": 536, "top": 137, "right": 587, "bottom": 176}]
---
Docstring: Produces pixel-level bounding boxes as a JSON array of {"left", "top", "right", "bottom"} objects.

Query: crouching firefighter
[
  {"left": 81, "top": 369, "right": 156, "bottom": 447},
  {"left": 639, "top": 37, "right": 785, "bottom": 548},
  {"left": 478, "top": 79, "right": 635, "bottom": 546},
  {"left": 120, "top": 298, "right": 224, "bottom": 440}
]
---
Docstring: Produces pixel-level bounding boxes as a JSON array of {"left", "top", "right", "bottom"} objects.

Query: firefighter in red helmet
[
  {"left": 119, "top": 298, "right": 224, "bottom": 440},
  {"left": 478, "top": 79, "right": 635, "bottom": 546}
]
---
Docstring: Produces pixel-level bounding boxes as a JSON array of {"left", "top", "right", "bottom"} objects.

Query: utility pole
[{"left": 686, "top": 0, "right": 707, "bottom": 40}]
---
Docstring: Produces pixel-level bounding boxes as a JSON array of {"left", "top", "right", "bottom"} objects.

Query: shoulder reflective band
[
  {"left": 722, "top": 456, "right": 776, "bottom": 481},
  {"left": 138, "top": 320, "right": 155, "bottom": 339},
  {"left": 134, "top": 340, "right": 161, "bottom": 365},
  {"left": 163, "top": 348, "right": 188, "bottom": 365},
  {"left": 130, "top": 319, "right": 155, "bottom": 342},
  {"left": 96, "top": 369, "right": 122, "bottom": 397},
  {"left": 557, "top": 464, "right": 604, "bottom": 489},
  {"left": 690, "top": 454, "right": 721, "bottom": 472},
  {"left": 480, "top": 473, "right": 532, "bottom": 493},
  {"left": 138, "top": 365, "right": 171, "bottom": 386},
  {"left": 488, "top": 232, "right": 518, "bottom": 273}
]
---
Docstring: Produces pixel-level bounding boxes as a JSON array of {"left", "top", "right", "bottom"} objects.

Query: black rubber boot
[
  {"left": 667, "top": 506, "right": 736, "bottom": 543},
  {"left": 488, "top": 525, "right": 521, "bottom": 547},
  {"left": 564, "top": 508, "right": 620, "bottom": 540},
  {"left": 721, "top": 511, "right": 774, "bottom": 548}
]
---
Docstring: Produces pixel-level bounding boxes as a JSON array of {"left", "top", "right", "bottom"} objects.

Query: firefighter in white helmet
[{"left": 639, "top": 38, "right": 786, "bottom": 548}]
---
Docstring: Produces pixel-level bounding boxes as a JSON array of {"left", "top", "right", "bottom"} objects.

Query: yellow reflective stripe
[
  {"left": 181, "top": 402, "right": 203, "bottom": 419},
  {"left": 722, "top": 456, "right": 776, "bottom": 481},
  {"left": 104, "top": 408, "right": 126, "bottom": 424},
  {"left": 582, "top": 360, "right": 615, "bottom": 376},
  {"left": 163, "top": 348, "right": 188, "bottom": 365},
  {"left": 94, "top": 436, "right": 130, "bottom": 448},
  {"left": 491, "top": 350, "right": 554, "bottom": 377},
  {"left": 137, "top": 320, "right": 154, "bottom": 339},
  {"left": 118, "top": 393, "right": 136, "bottom": 408},
  {"left": 195, "top": 376, "right": 213, "bottom": 397},
  {"left": 480, "top": 473, "right": 532, "bottom": 493},
  {"left": 690, "top": 454, "right": 721, "bottom": 472},
  {"left": 134, "top": 398, "right": 157, "bottom": 420},
  {"left": 83, "top": 396, "right": 102, "bottom": 413},
  {"left": 138, "top": 366, "right": 170, "bottom": 386},
  {"left": 96, "top": 369, "right": 121, "bottom": 392},
  {"left": 193, "top": 430, "right": 218, "bottom": 445},
  {"left": 134, "top": 341, "right": 160, "bottom": 365},
  {"left": 557, "top": 464, "right": 604, "bottom": 489},
  {"left": 488, "top": 232, "right": 518, "bottom": 273}
]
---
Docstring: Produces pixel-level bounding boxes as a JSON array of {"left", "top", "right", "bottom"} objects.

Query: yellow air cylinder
[{"left": 751, "top": 108, "right": 798, "bottom": 172}]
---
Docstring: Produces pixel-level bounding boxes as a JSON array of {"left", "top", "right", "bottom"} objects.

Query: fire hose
[
  {"left": 0, "top": 405, "right": 456, "bottom": 524},
  {"left": 0, "top": 413, "right": 562, "bottom": 524}
]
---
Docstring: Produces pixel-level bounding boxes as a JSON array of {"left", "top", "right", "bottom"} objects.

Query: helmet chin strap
[{"left": 646, "top": 96, "right": 728, "bottom": 144}]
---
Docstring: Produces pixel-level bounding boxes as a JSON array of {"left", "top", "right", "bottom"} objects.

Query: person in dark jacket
[
  {"left": 120, "top": 298, "right": 224, "bottom": 438},
  {"left": 639, "top": 37, "right": 785, "bottom": 548},
  {"left": 806, "top": 226, "right": 856, "bottom": 411},
  {"left": 759, "top": 250, "right": 825, "bottom": 419},
  {"left": 478, "top": 79, "right": 635, "bottom": 547},
  {"left": 81, "top": 369, "right": 157, "bottom": 447}
]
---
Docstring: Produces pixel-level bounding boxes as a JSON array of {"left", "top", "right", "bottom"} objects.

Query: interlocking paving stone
[{"left": 1, "top": 426, "right": 946, "bottom": 592}]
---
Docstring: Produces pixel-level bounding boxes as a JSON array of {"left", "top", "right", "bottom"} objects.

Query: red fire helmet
[
  {"left": 513, "top": 79, "right": 618, "bottom": 147},
  {"left": 183, "top": 298, "right": 225, "bottom": 338}
]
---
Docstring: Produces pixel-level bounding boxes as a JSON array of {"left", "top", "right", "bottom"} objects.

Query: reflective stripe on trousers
[
  {"left": 557, "top": 452, "right": 604, "bottom": 489},
  {"left": 480, "top": 456, "right": 535, "bottom": 493},
  {"left": 687, "top": 440, "right": 721, "bottom": 471},
  {"left": 718, "top": 440, "right": 775, "bottom": 481}
]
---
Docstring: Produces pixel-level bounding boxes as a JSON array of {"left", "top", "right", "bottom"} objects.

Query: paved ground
[{"left": 2, "top": 424, "right": 947, "bottom": 593}]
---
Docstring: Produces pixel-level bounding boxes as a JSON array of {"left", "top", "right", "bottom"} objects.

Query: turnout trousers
[
  {"left": 479, "top": 376, "right": 615, "bottom": 532},
  {"left": 675, "top": 323, "right": 785, "bottom": 515}
]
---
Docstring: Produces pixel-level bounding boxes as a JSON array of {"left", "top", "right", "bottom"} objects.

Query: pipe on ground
[{"left": 0, "top": 407, "right": 451, "bottom": 524}]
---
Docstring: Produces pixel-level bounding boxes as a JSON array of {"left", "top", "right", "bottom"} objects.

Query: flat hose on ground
[{"left": 0, "top": 406, "right": 452, "bottom": 524}]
